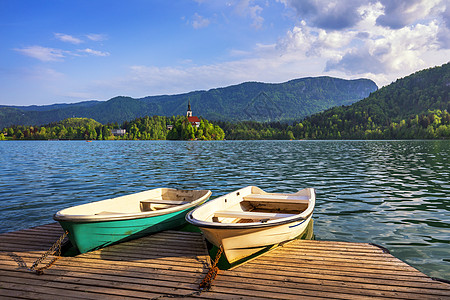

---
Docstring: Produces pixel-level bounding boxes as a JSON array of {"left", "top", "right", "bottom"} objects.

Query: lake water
[{"left": 0, "top": 140, "right": 449, "bottom": 279}]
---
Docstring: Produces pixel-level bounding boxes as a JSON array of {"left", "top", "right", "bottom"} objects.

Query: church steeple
[{"left": 187, "top": 99, "right": 192, "bottom": 117}]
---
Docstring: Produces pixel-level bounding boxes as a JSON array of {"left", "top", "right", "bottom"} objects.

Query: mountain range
[{"left": 0, "top": 76, "right": 377, "bottom": 129}]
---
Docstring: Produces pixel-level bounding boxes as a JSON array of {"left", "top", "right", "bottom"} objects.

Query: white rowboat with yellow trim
[{"left": 186, "top": 186, "right": 315, "bottom": 264}]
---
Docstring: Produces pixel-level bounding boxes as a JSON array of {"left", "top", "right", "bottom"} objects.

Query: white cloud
[
  {"left": 78, "top": 48, "right": 110, "bottom": 57},
  {"left": 54, "top": 33, "right": 83, "bottom": 44},
  {"left": 235, "top": 0, "right": 264, "bottom": 29},
  {"left": 277, "top": 21, "right": 354, "bottom": 57},
  {"left": 14, "top": 45, "right": 110, "bottom": 62},
  {"left": 279, "top": 0, "right": 367, "bottom": 30},
  {"left": 14, "top": 46, "right": 66, "bottom": 62},
  {"left": 192, "top": 13, "right": 211, "bottom": 29},
  {"left": 376, "top": 0, "right": 442, "bottom": 29},
  {"left": 325, "top": 21, "right": 441, "bottom": 74},
  {"left": 86, "top": 33, "right": 108, "bottom": 41},
  {"left": 272, "top": 1, "right": 449, "bottom": 85}
]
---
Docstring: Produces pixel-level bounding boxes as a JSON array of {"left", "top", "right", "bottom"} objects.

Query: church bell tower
[{"left": 187, "top": 99, "right": 192, "bottom": 117}]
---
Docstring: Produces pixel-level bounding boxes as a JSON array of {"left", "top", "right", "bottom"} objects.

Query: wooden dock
[{"left": 1, "top": 223, "right": 449, "bottom": 299}]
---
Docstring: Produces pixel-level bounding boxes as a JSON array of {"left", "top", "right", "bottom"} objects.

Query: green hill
[
  {"left": 293, "top": 62, "right": 450, "bottom": 139},
  {"left": 0, "top": 76, "right": 377, "bottom": 129},
  {"left": 56, "top": 117, "right": 102, "bottom": 128}
]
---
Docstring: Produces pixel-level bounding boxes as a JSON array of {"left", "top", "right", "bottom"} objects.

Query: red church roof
[{"left": 187, "top": 116, "right": 200, "bottom": 123}]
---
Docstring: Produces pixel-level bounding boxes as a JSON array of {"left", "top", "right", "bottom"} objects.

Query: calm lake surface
[{"left": 0, "top": 140, "right": 449, "bottom": 279}]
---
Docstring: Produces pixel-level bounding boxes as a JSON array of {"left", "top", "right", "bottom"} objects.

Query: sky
[{"left": 1, "top": 0, "right": 449, "bottom": 106}]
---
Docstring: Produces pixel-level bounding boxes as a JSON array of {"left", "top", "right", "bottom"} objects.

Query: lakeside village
[{"left": 0, "top": 101, "right": 226, "bottom": 141}]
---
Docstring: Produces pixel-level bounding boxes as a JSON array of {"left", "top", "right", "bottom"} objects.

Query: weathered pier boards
[{"left": 1, "top": 223, "right": 449, "bottom": 299}]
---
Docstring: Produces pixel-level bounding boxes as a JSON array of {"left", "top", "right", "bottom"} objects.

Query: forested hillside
[
  {"left": 0, "top": 76, "right": 377, "bottom": 128},
  {"left": 292, "top": 62, "right": 450, "bottom": 139}
]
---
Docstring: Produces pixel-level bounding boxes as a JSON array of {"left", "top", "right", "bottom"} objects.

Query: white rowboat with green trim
[{"left": 54, "top": 188, "right": 211, "bottom": 253}]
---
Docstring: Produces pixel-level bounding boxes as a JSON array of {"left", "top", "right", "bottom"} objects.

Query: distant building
[
  {"left": 111, "top": 129, "right": 126, "bottom": 136},
  {"left": 186, "top": 99, "right": 200, "bottom": 128},
  {"left": 166, "top": 125, "right": 173, "bottom": 130}
]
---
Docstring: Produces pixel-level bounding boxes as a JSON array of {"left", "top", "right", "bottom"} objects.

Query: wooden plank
[
  {"left": 280, "top": 244, "right": 390, "bottom": 254},
  {"left": 0, "top": 229, "right": 63, "bottom": 238},
  {"left": 210, "top": 281, "right": 378, "bottom": 300},
  {"left": 0, "top": 286, "right": 110, "bottom": 300},
  {"left": 0, "top": 233, "right": 205, "bottom": 254},
  {"left": 232, "top": 263, "right": 449, "bottom": 289},
  {"left": 230, "top": 258, "right": 429, "bottom": 278},
  {"left": 234, "top": 260, "right": 434, "bottom": 283},
  {"left": 1, "top": 250, "right": 208, "bottom": 273},
  {"left": 213, "top": 274, "right": 441, "bottom": 300},
  {"left": 0, "top": 286, "right": 86, "bottom": 300},
  {"left": 0, "top": 236, "right": 66, "bottom": 247},
  {"left": 292, "top": 239, "right": 384, "bottom": 247},
  {"left": 263, "top": 247, "right": 402, "bottom": 262},
  {"left": 0, "top": 260, "right": 206, "bottom": 284},
  {"left": 218, "top": 268, "right": 450, "bottom": 296},
  {"left": 0, "top": 254, "right": 208, "bottom": 274},
  {"left": 0, "top": 264, "right": 203, "bottom": 292},
  {"left": 0, "top": 271, "right": 157, "bottom": 299},
  {"left": 0, "top": 252, "right": 208, "bottom": 273},
  {"left": 4, "top": 223, "right": 62, "bottom": 234},
  {"left": 0, "top": 261, "right": 206, "bottom": 282},
  {"left": 0, "top": 264, "right": 208, "bottom": 292},
  {"left": 255, "top": 252, "right": 419, "bottom": 270}
]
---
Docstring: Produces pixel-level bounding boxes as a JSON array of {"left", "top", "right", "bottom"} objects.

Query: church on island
[
  {"left": 186, "top": 100, "right": 200, "bottom": 128},
  {"left": 166, "top": 100, "right": 200, "bottom": 131}
]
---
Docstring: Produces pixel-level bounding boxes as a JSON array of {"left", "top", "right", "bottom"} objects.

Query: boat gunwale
[
  {"left": 53, "top": 189, "right": 212, "bottom": 223},
  {"left": 186, "top": 211, "right": 312, "bottom": 229}
]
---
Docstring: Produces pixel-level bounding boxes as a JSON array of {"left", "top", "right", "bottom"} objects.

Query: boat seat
[
  {"left": 140, "top": 199, "right": 189, "bottom": 205},
  {"left": 242, "top": 194, "right": 309, "bottom": 204},
  {"left": 214, "top": 210, "right": 295, "bottom": 220}
]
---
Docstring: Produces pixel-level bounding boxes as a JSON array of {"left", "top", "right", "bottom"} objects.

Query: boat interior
[
  {"left": 212, "top": 194, "right": 310, "bottom": 224},
  {"left": 56, "top": 189, "right": 209, "bottom": 218},
  {"left": 139, "top": 189, "right": 207, "bottom": 212}
]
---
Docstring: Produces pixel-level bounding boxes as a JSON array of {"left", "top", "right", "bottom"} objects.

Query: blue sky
[{"left": 1, "top": 0, "right": 449, "bottom": 106}]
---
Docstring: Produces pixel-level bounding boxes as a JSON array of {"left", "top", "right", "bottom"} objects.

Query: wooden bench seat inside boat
[
  {"left": 242, "top": 194, "right": 309, "bottom": 204},
  {"left": 140, "top": 199, "right": 190, "bottom": 211},
  {"left": 140, "top": 199, "right": 190, "bottom": 205},
  {"left": 214, "top": 210, "right": 295, "bottom": 220}
]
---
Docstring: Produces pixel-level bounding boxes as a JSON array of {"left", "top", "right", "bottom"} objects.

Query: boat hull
[
  {"left": 58, "top": 206, "right": 193, "bottom": 253},
  {"left": 201, "top": 215, "right": 313, "bottom": 263}
]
